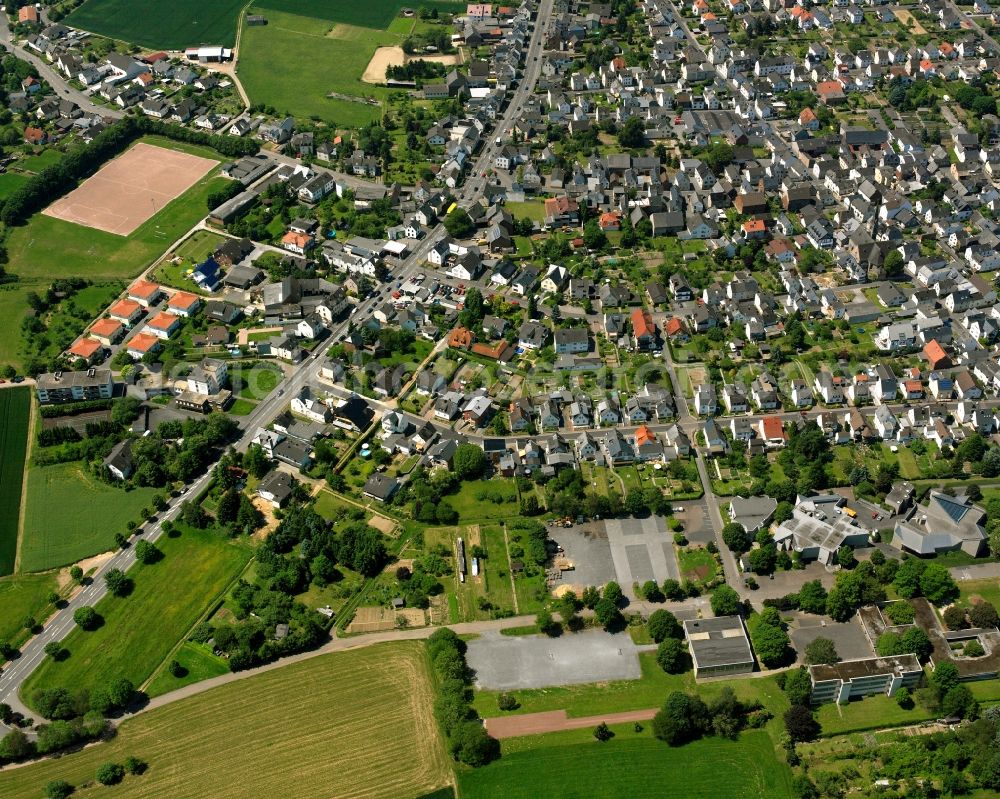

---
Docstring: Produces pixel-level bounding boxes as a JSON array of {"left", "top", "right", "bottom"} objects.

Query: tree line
[{"left": 0, "top": 117, "right": 258, "bottom": 228}]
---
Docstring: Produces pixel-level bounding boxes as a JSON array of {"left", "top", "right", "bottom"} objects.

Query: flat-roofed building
[
  {"left": 809, "top": 654, "right": 922, "bottom": 705},
  {"left": 36, "top": 368, "right": 114, "bottom": 404},
  {"left": 683, "top": 616, "right": 755, "bottom": 678}
]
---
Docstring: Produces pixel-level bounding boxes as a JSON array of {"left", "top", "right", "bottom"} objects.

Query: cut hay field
[
  {"left": 22, "top": 525, "right": 252, "bottom": 705},
  {"left": 1, "top": 643, "right": 454, "bottom": 799},
  {"left": 65, "top": 0, "right": 245, "bottom": 48},
  {"left": 0, "top": 386, "right": 30, "bottom": 576},
  {"left": 20, "top": 461, "right": 160, "bottom": 572},
  {"left": 459, "top": 728, "right": 791, "bottom": 799}
]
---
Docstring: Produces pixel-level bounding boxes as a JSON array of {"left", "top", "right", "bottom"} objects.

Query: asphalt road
[
  {"left": 0, "top": 0, "right": 556, "bottom": 732},
  {"left": 0, "top": 13, "right": 123, "bottom": 119}
]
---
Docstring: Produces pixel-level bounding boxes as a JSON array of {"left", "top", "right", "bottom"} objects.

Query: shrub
[
  {"left": 884, "top": 601, "right": 916, "bottom": 625},
  {"left": 44, "top": 780, "right": 74, "bottom": 799},
  {"left": 95, "top": 762, "right": 125, "bottom": 786}
]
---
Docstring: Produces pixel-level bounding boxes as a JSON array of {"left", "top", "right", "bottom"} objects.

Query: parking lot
[
  {"left": 550, "top": 516, "right": 680, "bottom": 599},
  {"left": 467, "top": 629, "right": 642, "bottom": 690}
]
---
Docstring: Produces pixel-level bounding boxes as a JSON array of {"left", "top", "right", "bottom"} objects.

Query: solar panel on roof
[{"left": 935, "top": 495, "right": 969, "bottom": 523}]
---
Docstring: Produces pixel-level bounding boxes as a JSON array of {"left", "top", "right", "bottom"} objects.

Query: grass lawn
[
  {"left": 226, "top": 397, "right": 257, "bottom": 416},
  {"left": 2, "top": 643, "right": 453, "bottom": 799},
  {"left": 0, "top": 285, "right": 36, "bottom": 369},
  {"left": 0, "top": 170, "right": 29, "bottom": 199},
  {"left": 173, "top": 229, "right": 227, "bottom": 262},
  {"left": 957, "top": 578, "right": 1000, "bottom": 612},
  {"left": 677, "top": 546, "right": 717, "bottom": 583},
  {"left": 18, "top": 149, "right": 63, "bottom": 173},
  {"left": 145, "top": 641, "right": 230, "bottom": 698},
  {"left": 450, "top": 479, "right": 519, "bottom": 522},
  {"left": 23, "top": 525, "right": 252, "bottom": 705},
  {"left": 0, "top": 387, "right": 30, "bottom": 575},
  {"left": 20, "top": 461, "right": 160, "bottom": 573},
  {"left": 459, "top": 729, "right": 791, "bottom": 799},
  {"left": 230, "top": 363, "right": 282, "bottom": 400},
  {"left": 65, "top": 0, "right": 244, "bottom": 47},
  {"left": 238, "top": 9, "right": 390, "bottom": 127},
  {"left": 6, "top": 138, "right": 226, "bottom": 286},
  {"left": 506, "top": 200, "right": 547, "bottom": 223},
  {"left": 0, "top": 572, "right": 58, "bottom": 643}
]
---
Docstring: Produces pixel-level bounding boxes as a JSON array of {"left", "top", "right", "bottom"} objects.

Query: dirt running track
[{"left": 484, "top": 707, "right": 658, "bottom": 739}]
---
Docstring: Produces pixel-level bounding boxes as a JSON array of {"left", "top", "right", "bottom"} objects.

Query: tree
[
  {"left": 893, "top": 558, "right": 925, "bottom": 598},
  {"left": 449, "top": 721, "right": 500, "bottom": 766},
  {"left": 583, "top": 219, "right": 607, "bottom": 250},
  {"left": 969, "top": 601, "right": 999, "bottom": 629},
  {"left": 942, "top": 684, "right": 977, "bottom": 719},
  {"left": 96, "top": 762, "right": 125, "bottom": 786},
  {"left": 797, "top": 580, "right": 828, "bottom": 614},
  {"left": 618, "top": 116, "right": 646, "bottom": 148},
  {"left": 895, "top": 686, "right": 913, "bottom": 709},
  {"left": 443, "top": 207, "right": 475, "bottom": 239},
  {"left": 710, "top": 585, "right": 741, "bottom": 617},
  {"left": 73, "top": 606, "right": 100, "bottom": 630},
  {"left": 752, "top": 620, "right": 790, "bottom": 667},
  {"left": 594, "top": 597, "right": 624, "bottom": 631},
  {"left": 44, "top": 780, "right": 74, "bottom": 799},
  {"left": 931, "top": 662, "right": 960, "bottom": 695},
  {"left": 69, "top": 565, "right": 83, "bottom": 583},
  {"left": 647, "top": 609, "right": 683, "bottom": 643},
  {"left": 804, "top": 637, "right": 840, "bottom": 665},
  {"left": 536, "top": 608, "right": 560, "bottom": 637},
  {"left": 243, "top": 444, "right": 269, "bottom": 478},
  {"left": 652, "top": 691, "right": 708, "bottom": 745},
  {"left": 453, "top": 444, "right": 487, "bottom": 480},
  {"left": 784, "top": 667, "right": 813, "bottom": 707},
  {"left": 0, "top": 727, "right": 34, "bottom": 761},
  {"left": 133, "top": 540, "right": 160, "bottom": 565},
  {"left": 603, "top": 582, "right": 623, "bottom": 605},
  {"left": 919, "top": 564, "right": 958, "bottom": 605},
  {"left": 721, "top": 522, "right": 750, "bottom": 554},
  {"left": 497, "top": 693, "right": 518, "bottom": 711},
  {"left": 943, "top": 605, "right": 968, "bottom": 630},
  {"left": 836, "top": 545, "right": 856, "bottom": 569},
  {"left": 593, "top": 721, "right": 614, "bottom": 741},
  {"left": 783, "top": 705, "right": 819, "bottom": 742},
  {"left": 44, "top": 641, "right": 66, "bottom": 661},
  {"left": 656, "top": 637, "right": 687, "bottom": 673},
  {"left": 104, "top": 568, "right": 131, "bottom": 597},
  {"left": 217, "top": 488, "right": 240, "bottom": 524}
]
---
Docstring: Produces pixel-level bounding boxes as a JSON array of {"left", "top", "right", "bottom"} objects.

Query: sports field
[
  {"left": 65, "top": 0, "right": 244, "bottom": 48},
  {"left": 460, "top": 728, "right": 791, "bottom": 799},
  {"left": 7, "top": 137, "right": 226, "bottom": 286},
  {"left": 0, "top": 387, "right": 30, "bottom": 576},
  {"left": 2, "top": 643, "right": 454, "bottom": 799},
  {"left": 20, "top": 462, "right": 160, "bottom": 572},
  {"left": 23, "top": 525, "right": 252, "bottom": 704},
  {"left": 43, "top": 143, "right": 218, "bottom": 236}
]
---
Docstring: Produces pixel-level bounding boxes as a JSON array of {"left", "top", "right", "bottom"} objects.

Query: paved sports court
[{"left": 467, "top": 629, "right": 641, "bottom": 690}]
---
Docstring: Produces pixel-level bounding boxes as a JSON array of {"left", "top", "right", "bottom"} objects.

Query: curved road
[
  {"left": 0, "top": 13, "right": 122, "bottom": 119},
  {"left": 0, "top": 0, "right": 556, "bottom": 732}
]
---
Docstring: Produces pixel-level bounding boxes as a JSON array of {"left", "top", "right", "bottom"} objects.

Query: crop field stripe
[
  {"left": 65, "top": 0, "right": 244, "bottom": 48},
  {"left": 0, "top": 643, "right": 454, "bottom": 799},
  {"left": 0, "top": 387, "right": 30, "bottom": 576}
]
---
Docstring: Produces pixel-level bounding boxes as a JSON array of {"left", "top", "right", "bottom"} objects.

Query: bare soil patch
[
  {"left": 485, "top": 707, "right": 658, "bottom": 739},
  {"left": 347, "top": 605, "right": 426, "bottom": 633},
  {"left": 368, "top": 513, "right": 398, "bottom": 536},
  {"left": 894, "top": 8, "right": 927, "bottom": 34},
  {"left": 43, "top": 143, "right": 217, "bottom": 236},
  {"left": 362, "top": 45, "right": 463, "bottom": 84}
]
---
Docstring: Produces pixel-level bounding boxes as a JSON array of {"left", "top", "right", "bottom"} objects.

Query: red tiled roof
[
  {"left": 128, "top": 333, "right": 160, "bottom": 353},
  {"left": 90, "top": 318, "right": 123, "bottom": 338},
  {"left": 147, "top": 311, "right": 180, "bottom": 331},
  {"left": 68, "top": 338, "right": 101, "bottom": 359},
  {"left": 129, "top": 279, "right": 162, "bottom": 300}
]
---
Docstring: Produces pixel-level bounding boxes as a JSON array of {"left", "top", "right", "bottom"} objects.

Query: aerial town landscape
[{"left": 2, "top": 0, "right": 1000, "bottom": 796}]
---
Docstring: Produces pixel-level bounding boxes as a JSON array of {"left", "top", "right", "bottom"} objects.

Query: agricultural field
[
  {"left": 0, "top": 386, "right": 30, "bottom": 575},
  {"left": 22, "top": 524, "right": 252, "bottom": 704},
  {"left": 20, "top": 461, "right": 160, "bottom": 572},
  {"left": 0, "top": 643, "right": 454, "bottom": 799},
  {"left": 460, "top": 729, "right": 791, "bottom": 799},
  {"left": 252, "top": 0, "right": 465, "bottom": 27},
  {"left": 65, "top": 0, "right": 244, "bottom": 48},
  {"left": 0, "top": 572, "right": 58, "bottom": 644}
]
